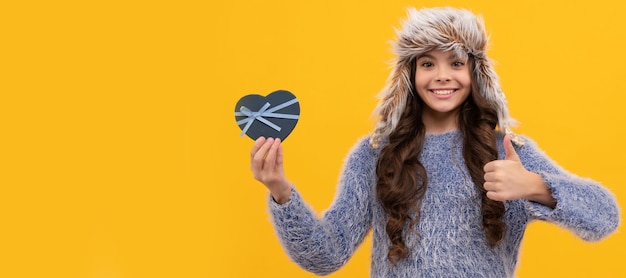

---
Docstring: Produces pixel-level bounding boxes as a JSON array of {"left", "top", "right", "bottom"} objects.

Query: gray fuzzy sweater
[{"left": 269, "top": 131, "right": 619, "bottom": 277}]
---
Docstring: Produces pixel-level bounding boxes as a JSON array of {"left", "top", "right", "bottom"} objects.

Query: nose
[{"left": 436, "top": 67, "right": 451, "bottom": 82}]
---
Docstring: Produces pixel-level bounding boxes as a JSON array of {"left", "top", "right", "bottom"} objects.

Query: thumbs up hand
[
  {"left": 502, "top": 133, "right": 521, "bottom": 162},
  {"left": 483, "top": 134, "right": 541, "bottom": 202}
]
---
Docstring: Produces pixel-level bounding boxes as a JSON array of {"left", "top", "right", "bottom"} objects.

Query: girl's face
[{"left": 414, "top": 50, "right": 471, "bottom": 120}]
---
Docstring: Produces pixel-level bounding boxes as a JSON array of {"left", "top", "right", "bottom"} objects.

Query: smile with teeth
[{"left": 431, "top": 89, "right": 456, "bottom": 95}]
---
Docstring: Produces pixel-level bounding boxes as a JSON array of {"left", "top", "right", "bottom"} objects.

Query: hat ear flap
[
  {"left": 473, "top": 57, "right": 524, "bottom": 145},
  {"left": 370, "top": 59, "right": 414, "bottom": 148}
]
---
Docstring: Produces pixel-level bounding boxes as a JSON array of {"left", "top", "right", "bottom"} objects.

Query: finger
[
  {"left": 486, "top": 191, "right": 502, "bottom": 201},
  {"left": 264, "top": 138, "right": 282, "bottom": 172},
  {"left": 484, "top": 172, "right": 496, "bottom": 183},
  {"left": 251, "top": 137, "right": 266, "bottom": 159},
  {"left": 503, "top": 134, "right": 520, "bottom": 162},
  {"left": 251, "top": 137, "right": 275, "bottom": 172},
  {"left": 483, "top": 161, "right": 496, "bottom": 173},
  {"left": 483, "top": 181, "right": 496, "bottom": 191},
  {"left": 275, "top": 138, "right": 284, "bottom": 167}
]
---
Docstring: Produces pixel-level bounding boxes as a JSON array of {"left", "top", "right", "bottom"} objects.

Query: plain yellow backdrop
[{"left": 1, "top": 0, "right": 624, "bottom": 277}]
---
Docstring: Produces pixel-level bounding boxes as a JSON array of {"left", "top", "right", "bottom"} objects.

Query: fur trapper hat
[{"left": 370, "top": 7, "right": 523, "bottom": 148}]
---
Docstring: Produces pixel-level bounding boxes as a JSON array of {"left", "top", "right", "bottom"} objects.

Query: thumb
[{"left": 503, "top": 134, "right": 520, "bottom": 161}]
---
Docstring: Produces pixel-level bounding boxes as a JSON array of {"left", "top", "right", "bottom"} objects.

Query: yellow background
[{"left": 1, "top": 0, "right": 624, "bottom": 277}]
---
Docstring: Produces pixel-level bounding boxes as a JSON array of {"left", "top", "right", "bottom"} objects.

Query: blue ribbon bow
[{"left": 234, "top": 98, "right": 299, "bottom": 137}]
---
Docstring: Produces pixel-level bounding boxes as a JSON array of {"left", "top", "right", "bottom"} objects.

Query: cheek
[
  {"left": 461, "top": 76, "right": 472, "bottom": 87},
  {"left": 457, "top": 70, "right": 472, "bottom": 87},
  {"left": 414, "top": 73, "right": 431, "bottom": 88}
]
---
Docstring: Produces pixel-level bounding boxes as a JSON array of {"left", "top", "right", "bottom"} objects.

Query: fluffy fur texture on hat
[{"left": 370, "top": 7, "right": 523, "bottom": 148}]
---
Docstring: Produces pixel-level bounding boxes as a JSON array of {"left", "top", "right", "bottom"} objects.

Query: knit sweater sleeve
[
  {"left": 512, "top": 136, "right": 620, "bottom": 241},
  {"left": 268, "top": 138, "right": 375, "bottom": 276}
]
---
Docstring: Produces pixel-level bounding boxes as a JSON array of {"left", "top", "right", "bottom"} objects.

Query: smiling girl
[{"left": 249, "top": 7, "right": 619, "bottom": 277}]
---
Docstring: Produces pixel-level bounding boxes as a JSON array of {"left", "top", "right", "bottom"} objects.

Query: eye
[
  {"left": 420, "top": 62, "right": 434, "bottom": 68},
  {"left": 452, "top": 61, "right": 465, "bottom": 67}
]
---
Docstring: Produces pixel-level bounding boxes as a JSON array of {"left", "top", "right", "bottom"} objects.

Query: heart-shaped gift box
[{"left": 234, "top": 90, "right": 300, "bottom": 141}]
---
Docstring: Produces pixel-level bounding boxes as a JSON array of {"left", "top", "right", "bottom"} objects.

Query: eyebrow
[
  {"left": 416, "top": 54, "right": 435, "bottom": 60},
  {"left": 417, "top": 53, "right": 465, "bottom": 60}
]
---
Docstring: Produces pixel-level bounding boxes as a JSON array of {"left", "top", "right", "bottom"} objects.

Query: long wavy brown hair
[{"left": 375, "top": 56, "right": 506, "bottom": 265}]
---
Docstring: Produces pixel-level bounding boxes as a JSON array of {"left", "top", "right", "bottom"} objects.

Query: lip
[{"left": 429, "top": 88, "right": 458, "bottom": 99}]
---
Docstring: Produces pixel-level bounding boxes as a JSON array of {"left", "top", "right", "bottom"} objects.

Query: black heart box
[{"left": 234, "top": 90, "right": 300, "bottom": 141}]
